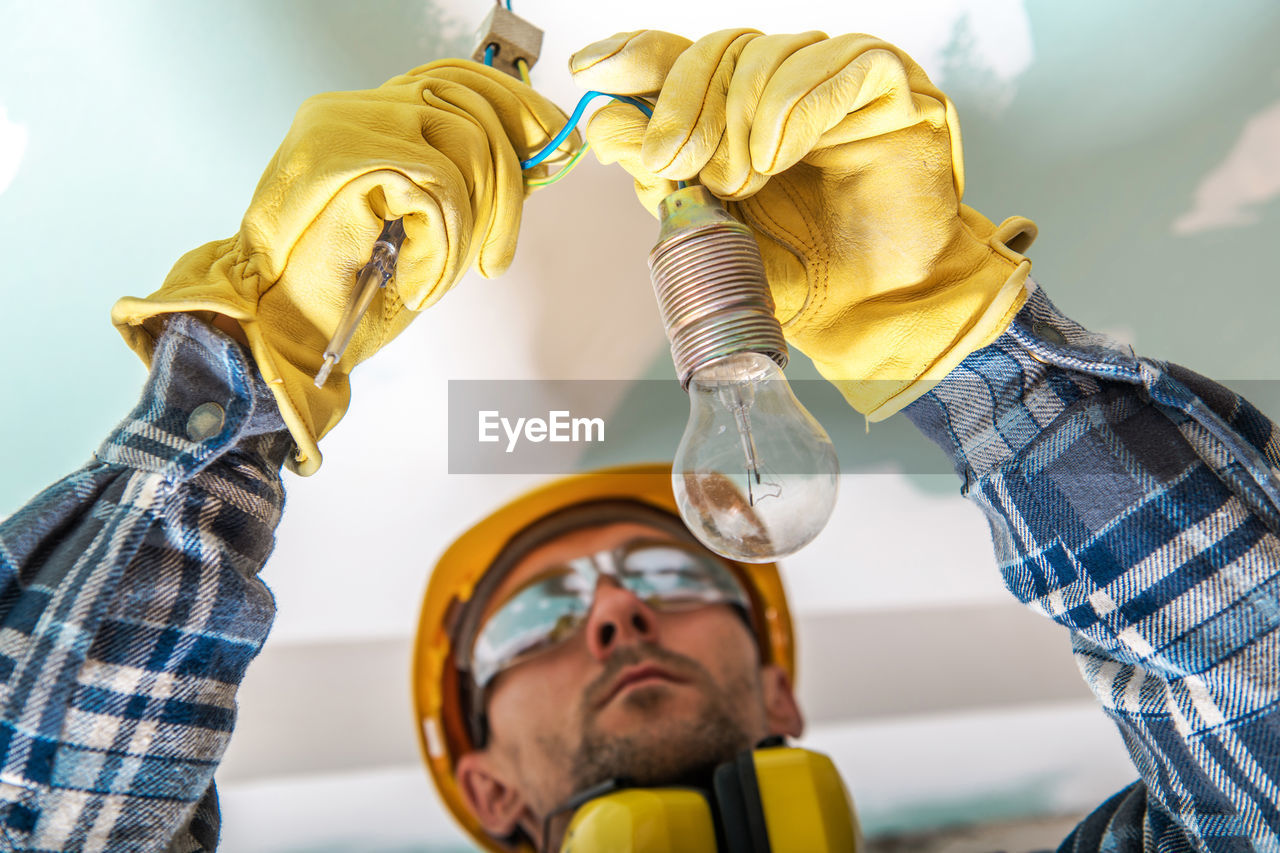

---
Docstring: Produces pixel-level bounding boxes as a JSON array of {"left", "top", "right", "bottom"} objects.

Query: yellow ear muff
[
  {"left": 752, "top": 747, "right": 861, "bottom": 852},
  {"left": 555, "top": 746, "right": 860, "bottom": 852},
  {"left": 560, "top": 788, "right": 718, "bottom": 852}
]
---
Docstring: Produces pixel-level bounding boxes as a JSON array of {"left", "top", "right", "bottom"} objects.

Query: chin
[
  {"left": 571, "top": 685, "right": 755, "bottom": 791},
  {"left": 614, "top": 679, "right": 687, "bottom": 713},
  {"left": 594, "top": 679, "right": 716, "bottom": 730}
]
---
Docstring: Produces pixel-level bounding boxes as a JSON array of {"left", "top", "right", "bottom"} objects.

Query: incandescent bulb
[
  {"left": 648, "top": 184, "right": 841, "bottom": 562},
  {"left": 674, "top": 351, "right": 839, "bottom": 562}
]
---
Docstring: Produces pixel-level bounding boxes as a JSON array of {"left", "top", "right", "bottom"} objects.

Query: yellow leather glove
[
  {"left": 112, "top": 60, "right": 574, "bottom": 474},
  {"left": 570, "top": 30, "right": 1036, "bottom": 419}
]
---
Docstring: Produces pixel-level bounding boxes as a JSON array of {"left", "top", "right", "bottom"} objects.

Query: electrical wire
[
  {"left": 521, "top": 91, "right": 653, "bottom": 171},
  {"left": 523, "top": 93, "right": 656, "bottom": 188},
  {"left": 525, "top": 141, "right": 591, "bottom": 188},
  {"left": 483, "top": 0, "right": 674, "bottom": 188}
]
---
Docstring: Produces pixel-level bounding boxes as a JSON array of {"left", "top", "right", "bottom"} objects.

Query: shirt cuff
[
  {"left": 904, "top": 281, "right": 1144, "bottom": 486},
  {"left": 96, "top": 313, "right": 292, "bottom": 481}
]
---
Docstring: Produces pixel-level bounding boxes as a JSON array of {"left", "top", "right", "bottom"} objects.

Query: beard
[{"left": 566, "top": 643, "right": 758, "bottom": 791}]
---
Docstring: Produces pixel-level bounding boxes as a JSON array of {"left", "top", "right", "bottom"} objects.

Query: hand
[
  {"left": 112, "top": 61, "right": 573, "bottom": 474},
  {"left": 571, "top": 29, "right": 1036, "bottom": 418}
]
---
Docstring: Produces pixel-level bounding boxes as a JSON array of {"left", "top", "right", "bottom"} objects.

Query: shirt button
[
  {"left": 187, "top": 402, "right": 226, "bottom": 441},
  {"left": 1031, "top": 321, "right": 1067, "bottom": 346}
]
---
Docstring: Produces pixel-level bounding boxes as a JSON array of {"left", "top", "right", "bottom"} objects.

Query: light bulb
[
  {"left": 674, "top": 351, "right": 839, "bottom": 562},
  {"left": 648, "top": 185, "right": 840, "bottom": 562}
]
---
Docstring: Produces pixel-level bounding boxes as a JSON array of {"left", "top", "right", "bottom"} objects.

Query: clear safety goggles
[{"left": 469, "top": 539, "right": 752, "bottom": 688}]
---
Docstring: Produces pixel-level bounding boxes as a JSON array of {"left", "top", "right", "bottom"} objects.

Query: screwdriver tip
[{"left": 314, "top": 356, "right": 336, "bottom": 389}]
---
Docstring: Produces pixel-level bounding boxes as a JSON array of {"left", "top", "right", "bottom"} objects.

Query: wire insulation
[
  {"left": 521, "top": 92, "right": 653, "bottom": 171},
  {"left": 516, "top": 58, "right": 531, "bottom": 85},
  {"left": 484, "top": 43, "right": 496, "bottom": 66},
  {"left": 525, "top": 142, "right": 592, "bottom": 188}
]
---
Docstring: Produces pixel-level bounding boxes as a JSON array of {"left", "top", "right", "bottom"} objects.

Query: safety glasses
[{"left": 468, "top": 539, "right": 751, "bottom": 688}]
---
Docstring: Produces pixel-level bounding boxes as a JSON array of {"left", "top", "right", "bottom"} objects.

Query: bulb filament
[{"left": 720, "top": 385, "right": 781, "bottom": 507}]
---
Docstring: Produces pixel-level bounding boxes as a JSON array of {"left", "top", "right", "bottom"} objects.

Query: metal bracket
[{"left": 471, "top": 5, "right": 543, "bottom": 79}]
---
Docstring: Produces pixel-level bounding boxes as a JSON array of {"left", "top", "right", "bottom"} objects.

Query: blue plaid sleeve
[
  {"left": 905, "top": 284, "right": 1280, "bottom": 853},
  {"left": 0, "top": 315, "right": 290, "bottom": 851}
]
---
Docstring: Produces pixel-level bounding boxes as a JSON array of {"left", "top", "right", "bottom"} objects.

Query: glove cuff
[
  {"left": 862, "top": 255, "right": 1031, "bottom": 421},
  {"left": 111, "top": 238, "right": 337, "bottom": 475},
  {"left": 795, "top": 236, "right": 1033, "bottom": 419},
  {"left": 232, "top": 317, "right": 338, "bottom": 476}
]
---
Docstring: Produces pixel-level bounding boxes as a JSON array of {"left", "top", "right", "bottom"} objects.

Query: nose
[{"left": 584, "top": 580, "right": 659, "bottom": 659}]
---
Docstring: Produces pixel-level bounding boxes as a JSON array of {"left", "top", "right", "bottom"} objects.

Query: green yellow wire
[
  {"left": 525, "top": 141, "right": 591, "bottom": 188},
  {"left": 517, "top": 56, "right": 593, "bottom": 188}
]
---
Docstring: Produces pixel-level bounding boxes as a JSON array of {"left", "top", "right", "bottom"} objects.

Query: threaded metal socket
[{"left": 648, "top": 186, "right": 787, "bottom": 388}]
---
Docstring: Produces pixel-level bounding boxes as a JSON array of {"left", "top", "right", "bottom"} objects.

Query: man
[
  {"left": 414, "top": 467, "right": 807, "bottom": 851},
  {"left": 0, "top": 25, "right": 1276, "bottom": 853}
]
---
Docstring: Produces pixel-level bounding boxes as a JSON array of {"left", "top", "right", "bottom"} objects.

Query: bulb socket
[{"left": 648, "top": 186, "right": 788, "bottom": 389}]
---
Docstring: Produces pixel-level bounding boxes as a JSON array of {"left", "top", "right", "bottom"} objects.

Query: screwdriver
[{"left": 313, "top": 218, "right": 408, "bottom": 388}]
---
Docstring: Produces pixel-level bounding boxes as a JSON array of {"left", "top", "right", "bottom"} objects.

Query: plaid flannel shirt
[
  {"left": 0, "top": 316, "right": 289, "bottom": 851},
  {"left": 1, "top": 284, "right": 1278, "bottom": 851},
  {"left": 906, "top": 285, "right": 1280, "bottom": 852}
]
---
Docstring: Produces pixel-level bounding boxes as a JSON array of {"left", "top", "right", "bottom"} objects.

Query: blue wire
[
  {"left": 484, "top": 43, "right": 496, "bottom": 66},
  {"left": 521, "top": 92, "right": 653, "bottom": 170}
]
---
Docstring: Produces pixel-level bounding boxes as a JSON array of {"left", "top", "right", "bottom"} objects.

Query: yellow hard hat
[{"left": 411, "top": 463, "right": 796, "bottom": 852}]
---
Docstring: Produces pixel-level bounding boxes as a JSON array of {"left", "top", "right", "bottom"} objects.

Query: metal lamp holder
[{"left": 647, "top": 186, "right": 788, "bottom": 389}]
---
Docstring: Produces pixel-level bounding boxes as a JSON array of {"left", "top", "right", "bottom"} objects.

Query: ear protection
[{"left": 557, "top": 744, "right": 860, "bottom": 852}]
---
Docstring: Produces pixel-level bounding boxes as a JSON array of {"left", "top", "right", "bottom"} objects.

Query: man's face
[{"left": 454, "top": 521, "right": 803, "bottom": 845}]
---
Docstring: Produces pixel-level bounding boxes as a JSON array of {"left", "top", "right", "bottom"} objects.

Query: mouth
[{"left": 598, "top": 664, "right": 685, "bottom": 708}]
